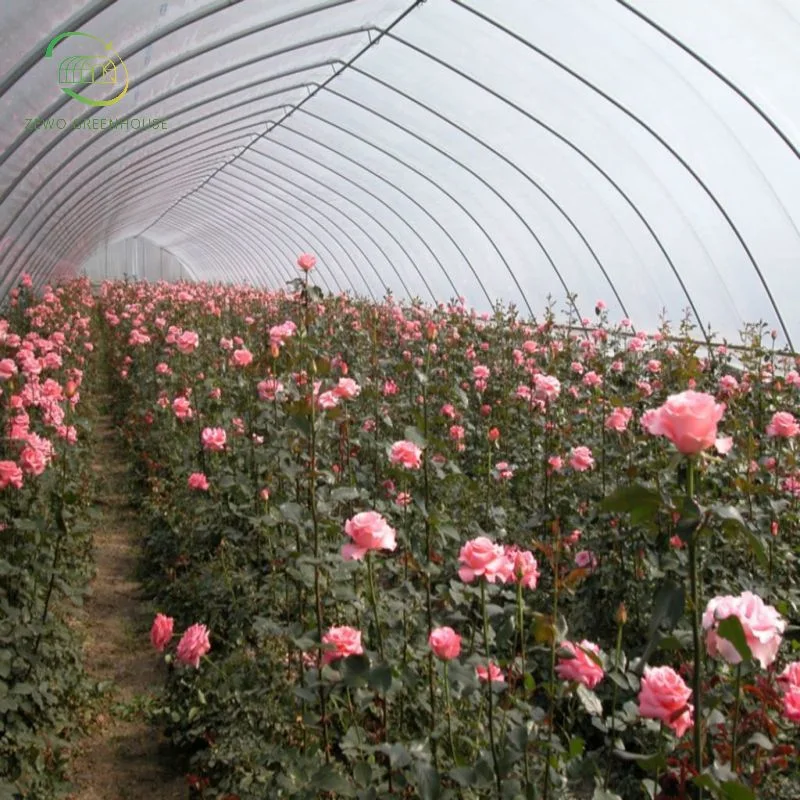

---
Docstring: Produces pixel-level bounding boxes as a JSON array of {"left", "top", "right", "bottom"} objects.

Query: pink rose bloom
[
  {"left": 176, "top": 330, "right": 199, "bottom": 354},
  {"left": 605, "top": 407, "right": 633, "bottom": 432},
  {"left": 176, "top": 623, "right": 211, "bottom": 668},
  {"left": 19, "top": 446, "right": 47, "bottom": 476},
  {"left": 187, "top": 472, "right": 209, "bottom": 491},
  {"left": 342, "top": 511, "right": 397, "bottom": 560},
  {"left": 449, "top": 425, "right": 465, "bottom": 441},
  {"left": 395, "top": 491, "right": 412, "bottom": 507},
  {"left": 172, "top": 396, "right": 193, "bottom": 420},
  {"left": 638, "top": 665, "right": 693, "bottom": 737},
  {"left": 334, "top": 377, "right": 360, "bottom": 400},
  {"left": 257, "top": 378, "right": 283, "bottom": 401},
  {"left": 548, "top": 455, "right": 563, "bottom": 472},
  {"left": 390, "top": 440, "right": 422, "bottom": 469},
  {"left": 201, "top": 427, "right": 227, "bottom": 451},
  {"left": 458, "top": 536, "right": 511, "bottom": 583},
  {"left": 322, "top": 626, "right": 362, "bottom": 664},
  {"left": 703, "top": 591, "right": 784, "bottom": 668},
  {"left": 643, "top": 390, "right": 726, "bottom": 455},
  {"left": 574, "top": 550, "right": 598, "bottom": 571},
  {"left": 582, "top": 371, "right": 603, "bottom": 388},
  {"left": 317, "top": 390, "right": 339, "bottom": 410},
  {"left": 766, "top": 411, "right": 800, "bottom": 438},
  {"left": 473, "top": 365, "right": 490, "bottom": 380},
  {"left": 476, "top": 662, "right": 505, "bottom": 684},
  {"left": 534, "top": 373, "right": 561, "bottom": 403},
  {"left": 230, "top": 348, "right": 253, "bottom": 367},
  {"left": 441, "top": 403, "right": 456, "bottom": 419},
  {"left": 429, "top": 626, "right": 462, "bottom": 660},
  {"left": 506, "top": 547, "right": 539, "bottom": 589},
  {"left": 150, "top": 613, "right": 174, "bottom": 651},
  {"left": 0, "top": 460, "right": 24, "bottom": 489},
  {"left": 782, "top": 691, "right": 800, "bottom": 723},
  {"left": 569, "top": 446, "right": 594, "bottom": 472},
  {"left": 777, "top": 662, "right": 800, "bottom": 693},
  {"left": 0, "top": 359, "right": 18, "bottom": 380},
  {"left": 556, "top": 640, "right": 604, "bottom": 688},
  {"left": 297, "top": 252, "right": 317, "bottom": 272}
]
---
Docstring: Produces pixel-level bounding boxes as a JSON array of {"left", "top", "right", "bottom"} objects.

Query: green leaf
[
  {"left": 378, "top": 742, "right": 411, "bottom": 768},
  {"left": 716, "top": 616, "right": 752, "bottom": 662},
  {"left": 404, "top": 425, "right": 427, "bottom": 448},
  {"left": 602, "top": 484, "right": 661, "bottom": 522},
  {"left": 449, "top": 766, "right": 476, "bottom": 787},
  {"left": 414, "top": 762, "right": 441, "bottom": 800},
  {"left": 576, "top": 684, "right": 603, "bottom": 716},
  {"left": 368, "top": 664, "right": 392, "bottom": 692},
  {"left": 331, "top": 486, "right": 360, "bottom": 503},
  {"left": 720, "top": 781, "right": 756, "bottom": 800},
  {"left": 642, "top": 579, "right": 685, "bottom": 668},
  {"left": 310, "top": 764, "right": 354, "bottom": 794}
]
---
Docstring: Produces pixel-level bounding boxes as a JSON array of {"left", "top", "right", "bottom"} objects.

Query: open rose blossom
[
  {"left": 638, "top": 665, "right": 693, "bottom": 737},
  {"left": 505, "top": 546, "right": 539, "bottom": 589},
  {"left": 297, "top": 253, "right": 317, "bottom": 272},
  {"left": 341, "top": 511, "right": 397, "bottom": 560},
  {"left": 556, "top": 640, "right": 604, "bottom": 688},
  {"left": 150, "top": 613, "right": 174, "bottom": 651},
  {"left": 390, "top": 440, "right": 422, "bottom": 469},
  {"left": 642, "top": 390, "right": 728, "bottom": 455},
  {"left": 569, "top": 446, "right": 595, "bottom": 472},
  {"left": 201, "top": 427, "right": 226, "bottom": 451},
  {"left": 458, "top": 536, "right": 512, "bottom": 583},
  {"left": 176, "top": 623, "right": 211, "bottom": 668},
  {"left": 702, "top": 591, "right": 785, "bottom": 668},
  {"left": 476, "top": 662, "right": 505, "bottom": 684},
  {"left": 0, "top": 460, "right": 24, "bottom": 489},
  {"left": 322, "top": 626, "right": 362, "bottom": 664},
  {"left": 429, "top": 626, "right": 462, "bottom": 660},
  {"left": 187, "top": 472, "right": 209, "bottom": 491},
  {"left": 766, "top": 411, "right": 800, "bottom": 439}
]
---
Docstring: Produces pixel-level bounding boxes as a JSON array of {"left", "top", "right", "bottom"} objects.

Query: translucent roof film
[{"left": 2, "top": 0, "right": 800, "bottom": 346}]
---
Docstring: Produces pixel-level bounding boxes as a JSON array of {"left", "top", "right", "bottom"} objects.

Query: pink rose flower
[
  {"left": 574, "top": 550, "right": 598, "bottom": 571},
  {"left": 569, "top": 446, "right": 594, "bottom": 472},
  {"left": 172, "top": 396, "right": 193, "bottom": 420},
  {"left": 605, "top": 407, "right": 633, "bottom": 432},
  {"left": 766, "top": 411, "right": 800, "bottom": 438},
  {"left": 187, "top": 472, "right": 209, "bottom": 491},
  {"left": 317, "top": 390, "right": 339, "bottom": 410},
  {"left": 0, "top": 460, "right": 24, "bottom": 489},
  {"left": 638, "top": 665, "right": 693, "bottom": 737},
  {"left": 390, "top": 440, "right": 423, "bottom": 470},
  {"left": 230, "top": 348, "right": 253, "bottom": 367},
  {"left": 703, "top": 591, "right": 784, "bottom": 668},
  {"left": 176, "top": 330, "right": 199, "bottom": 354},
  {"left": 19, "top": 446, "right": 47, "bottom": 476},
  {"left": 548, "top": 455, "right": 563, "bottom": 472},
  {"left": 201, "top": 427, "right": 227, "bottom": 451},
  {"left": 643, "top": 390, "right": 726, "bottom": 455},
  {"left": 0, "top": 359, "right": 18, "bottom": 380},
  {"left": 534, "top": 373, "right": 561, "bottom": 403},
  {"left": 322, "top": 626, "right": 362, "bottom": 664},
  {"left": 150, "top": 613, "right": 174, "bottom": 651},
  {"left": 505, "top": 547, "right": 539, "bottom": 589},
  {"left": 458, "top": 536, "right": 511, "bottom": 583},
  {"left": 777, "top": 662, "right": 800, "bottom": 693},
  {"left": 476, "top": 662, "right": 505, "bottom": 684},
  {"left": 334, "top": 377, "right": 360, "bottom": 400},
  {"left": 429, "top": 626, "right": 462, "bottom": 660},
  {"left": 782, "top": 691, "right": 800, "bottom": 723},
  {"left": 176, "top": 623, "right": 211, "bottom": 668},
  {"left": 297, "top": 252, "right": 317, "bottom": 272},
  {"left": 556, "top": 640, "right": 604, "bottom": 689},
  {"left": 342, "top": 511, "right": 397, "bottom": 560}
]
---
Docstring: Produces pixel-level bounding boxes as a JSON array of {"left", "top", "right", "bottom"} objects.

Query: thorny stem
[
  {"left": 481, "top": 580, "right": 502, "bottom": 798},
  {"left": 687, "top": 458, "right": 704, "bottom": 796},
  {"left": 731, "top": 662, "right": 742, "bottom": 773},
  {"left": 543, "top": 526, "right": 560, "bottom": 800}
]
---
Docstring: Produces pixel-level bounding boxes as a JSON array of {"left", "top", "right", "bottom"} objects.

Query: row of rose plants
[
  {"left": 0, "top": 277, "right": 98, "bottom": 797},
  {"left": 103, "top": 259, "right": 798, "bottom": 799}
]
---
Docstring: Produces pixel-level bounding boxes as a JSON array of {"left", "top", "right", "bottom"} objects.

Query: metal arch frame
[
  {"left": 167, "top": 191, "right": 346, "bottom": 295},
  {"left": 447, "top": 3, "right": 791, "bottom": 347},
  {"left": 0, "top": 62, "right": 344, "bottom": 286},
  {"left": 343, "top": 66, "right": 633, "bottom": 319},
  {"left": 221, "top": 163, "right": 409, "bottom": 299},
  {"left": 164, "top": 231, "right": 257, "bottom": 287},
  {"left": 23, "top": 170, "right": 231, "bottom": 291},
  {"left": 293, "top": 100, "right": 576, "bottom": 322},
  {"left": 160, "top": 246, "right": 201, "bottom": 284},
  {"left": 155, "top": 204, "right": 321, "bottom": 292},
  {"left": 136, "top": 1, "right": 425, "bottom": 259},
  {"left": 170, "top": 181, "right": 361, "bottom": 296},
  {"left": 237, "top": 148, "right": 440, "bottom": 304},
  {"left": 200, "top": 175, "right": 381, "bottom": 299},
  {"left": 0, "top": 0, "right": 118, "bottom": 97},
  {"left": 168, "top": 189, "right": 338, "bottom": 291},
  {"left": 19, "top": 145, "right": 264, "bottom": 288},
  {"left": 381, "top": 29, "right": 711, "bottom": 346},
  {"left": 615, "top": 0, "right": 800, "bottom": 162},
  {"left": 0, "top": 0, "right": 359, "bottom": 173}
]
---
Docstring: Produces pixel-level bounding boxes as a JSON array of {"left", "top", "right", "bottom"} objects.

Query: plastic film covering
[{"left": 1, "top": 0, "right": 800, "bottom": 347}]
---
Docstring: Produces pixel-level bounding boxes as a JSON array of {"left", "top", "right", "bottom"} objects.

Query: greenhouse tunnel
[
  {"left": 2, "top": 0, "right": 800, "bottom": 346},
  {"left": 5, "top": 3, "right": 800, "bottom": 800}
]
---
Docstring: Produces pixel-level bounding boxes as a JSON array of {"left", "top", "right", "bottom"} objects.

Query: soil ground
[{"left": 66, "top": 413, "right": 186, "bottom": 800}]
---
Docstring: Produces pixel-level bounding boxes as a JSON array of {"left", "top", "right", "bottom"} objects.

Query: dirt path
[{"left": 67, "top": 414, "right": 186, "bottom": 800}]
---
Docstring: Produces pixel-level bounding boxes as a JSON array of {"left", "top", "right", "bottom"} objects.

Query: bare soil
[{"left": 66, "top": 415, "right": 186, "bottom": 800}]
